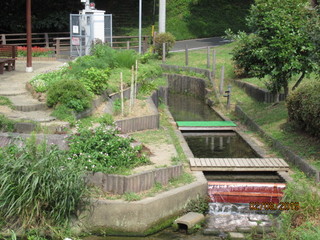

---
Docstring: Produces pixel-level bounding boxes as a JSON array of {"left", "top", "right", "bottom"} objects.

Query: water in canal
[
  {"left": 167, "top": 92, "right": 222, "bottom": 121},
  {"left": 85, "top": 93, "right": 282, "bottom": 239}
]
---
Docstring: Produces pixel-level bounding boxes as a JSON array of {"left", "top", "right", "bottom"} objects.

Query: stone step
[
  {"left": 0, "top": 108, "right": 56, "bottom": 123},
  {"left": 8, "top": 94, "right": 47, "bottom": 112}
]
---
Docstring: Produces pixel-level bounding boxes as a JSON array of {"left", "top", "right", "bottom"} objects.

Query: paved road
[{"left": 172, "top": 36, "right": 231, "bottom": 52}]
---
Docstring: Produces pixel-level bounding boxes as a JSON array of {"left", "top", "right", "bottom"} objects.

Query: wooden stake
[
  {"left": 162, "top": 42, "right": 166, "bottom": 63},
  {"left": 120, "top": 72, "right": 124, "bottom": 117},
  {"left": 185, "top": 44, "right": 189, "bottom": 66},
  {"left": 219, "top": 65, "right": 225, "bottom": 95},
  {"left": 212, "top": 49, "right": 216, "bottom": 80},
  {"left": 207, "top": 46, "right": 210, "bottom": 68},
  {"left": 134, "top": 60, "right": 138, "bottom": 101},
  {"left": 130, "top": 66, "right": 134, "bottom": 113}
]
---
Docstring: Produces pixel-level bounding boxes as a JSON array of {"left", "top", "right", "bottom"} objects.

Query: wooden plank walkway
[{"left": 190, "top": 158, "right": 289, "bottom": 172}]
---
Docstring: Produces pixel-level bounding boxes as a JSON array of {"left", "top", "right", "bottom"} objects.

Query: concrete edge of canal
[
  {"left": 73, "top": 108, "right": 207, "bottom": 236},
  {"left": 75, "top": 171, "right": 207, "bottom": 236}
]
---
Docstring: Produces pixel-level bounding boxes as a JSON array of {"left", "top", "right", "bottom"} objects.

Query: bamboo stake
[{"left": 120, "top": 72, "right": 124, "bottom": 117}]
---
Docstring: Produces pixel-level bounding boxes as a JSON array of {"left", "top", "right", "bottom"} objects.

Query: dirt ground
[
  {"left": 94, "top": 98, "right": 178, "bottom": 173},
  {"left": 113, "top": 99, "right": 155, "bottom": 120}
]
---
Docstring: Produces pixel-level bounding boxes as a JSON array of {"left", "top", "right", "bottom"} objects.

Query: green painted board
[{"left": 176, "top": 121, "right": 237, "bottom": 127}]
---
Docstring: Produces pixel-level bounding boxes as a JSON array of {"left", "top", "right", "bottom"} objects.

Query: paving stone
[{"left": 228, "top": 232, "right": 245, "bottom": 239}]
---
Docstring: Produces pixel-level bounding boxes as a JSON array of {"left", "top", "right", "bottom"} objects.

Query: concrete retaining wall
[
  {"left": 233, "top": 80, "right": 285, "bottom": 103},
  {"left": 79, "top": 171, "right": 207, "bottom": 234},
  {"left": 235, "top": 105, "right": 320, "bottom": 182},
  {"left": 161, "top": 64, "right": 213, "bottom": 85},
  {"left": 166, "top": 74, "right": 207, "bottom": 100},
  {"left": 86, "top": 165, "right": 183, "bottom": 194}
]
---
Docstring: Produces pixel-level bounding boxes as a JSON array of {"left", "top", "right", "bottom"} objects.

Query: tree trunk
[
  {"left": 311, "top": 0, "right": 319, "bottom": 7},
  {"left": 292, "top": 72, "right": 305, "bottom": 91},
  {"left": 274, "top": 91, "right": 280, "bottom": 103},
  {"left": 284, "top": 84, "right": 289, "bottom": 99}
]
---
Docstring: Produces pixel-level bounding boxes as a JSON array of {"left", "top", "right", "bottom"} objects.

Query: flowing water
[{"left": 85, "top": 93, "right": 283, "bottom": 239}]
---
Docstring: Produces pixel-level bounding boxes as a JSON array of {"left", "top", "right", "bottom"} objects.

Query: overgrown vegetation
[
  {"left": 275, "top": 172, "right": 320, "bottom": 240},
  {"left": 287, "top": 80, "right": 320, "bottom": 138},
  {"left": 0, "top": 114, "right": 15, "bottom": 132},
  {"left": 68, "top": 125, "right": 150, "bottom": 174},
  {"left": 46, "top": 79, "right": 93, "bottom": 113},
  {"left": 0, "top": 136, "right": 87, "bottom": 229},
  {"left": 228, "top": 0, "right": 319, "bottom": 100},
  {"left": 154, "top": 32, "right": 176, "bottom": 57},
  {"left": 184, "top": 195, "right": 210, "bottom": 215},
  {"left": 29, "top": 45, "right": 162, "bottom": 117}
]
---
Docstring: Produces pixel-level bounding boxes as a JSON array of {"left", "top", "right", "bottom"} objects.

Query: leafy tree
[{"left": 230, "top": 0, "right": 317, "bottom": 101}]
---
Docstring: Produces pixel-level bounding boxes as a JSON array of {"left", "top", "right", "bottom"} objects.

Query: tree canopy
[{"left": 230, "top": 0, "right": 319, "bottom": 100}]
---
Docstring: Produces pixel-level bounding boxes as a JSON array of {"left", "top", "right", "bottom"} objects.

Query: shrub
[
  {"left": 30, "top": 69, "right": 68, "bottom": 93},
  {"left": 46, "top": 79, "right": 92, "bottom": 112},
  {"left": 0, "top": 136, "right": 87, "bottom": 227},
  {"left": 154, "top": 32, "right": 176, "bottom": 57},
  {"left": 79, "top": 67, "right": 110, "bottom": 95},
  {"left": 68, "top": 125, "right": 150, "bottom": 173},
  {"left": 114, "top": 50, "right": 138, "bottom": 69},
  {"left": 286, "top": 81, "right": 320, "bottom": 138}
]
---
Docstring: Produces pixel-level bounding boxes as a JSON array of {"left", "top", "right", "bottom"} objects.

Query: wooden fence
[
  {"left": 1, "top": 32, "right": 150, "bottom": 56},
  {"left": 86, "top": 165, "right": 183, "bottom": 194}
]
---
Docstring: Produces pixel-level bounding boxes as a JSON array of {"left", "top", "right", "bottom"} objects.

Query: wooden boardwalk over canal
[{"left": 190, "top": 158, "right": 289, "bottom": 172}]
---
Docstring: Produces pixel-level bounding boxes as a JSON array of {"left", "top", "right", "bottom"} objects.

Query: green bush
[
  {"left": 114, "top": 49, "right": 138, "bottom": 69},
  {"left": 68, "top": 125, "right": 150, "bottom": 173},
  {"left": 46, "top": 79, "right": 93, "bottom": 112},
  {"left": 30, "top": 69, "right": 69, "bottom": 93},
  {"left": 79, "top": 67, "right": 110, "bottom": 95},
  {"left": 0, "top": 136, "right": 87, "bottom": 227},
  {"left": 286, "top": 81, "right": 320, "bottom": 138},
  {"left": 154, "top": 32, "right": 176, "bottom": 57}
]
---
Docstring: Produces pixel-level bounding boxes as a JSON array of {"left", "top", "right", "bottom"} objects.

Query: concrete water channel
[{"left": 85, "top": 92, "right": 289, "bottom": 239}]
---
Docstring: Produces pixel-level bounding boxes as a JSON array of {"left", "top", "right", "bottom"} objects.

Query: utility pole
[
  {"left": 139, "top": 0, "right": 142, "bottom": 54},
  {"left": 159, "top": 0, "right": 166, "bottom": 33},
  {"left": 26, "top": 0, "right": 33, "bottom": 72}
]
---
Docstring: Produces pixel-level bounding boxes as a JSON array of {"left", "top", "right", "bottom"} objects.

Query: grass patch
[
  {"left": 159, "top": 107, "right": 188, "bottom": 164},
  {"left": 0, "top": 114, "right": 15, "bottom": 132},
  {"left": 183, "top": 43, "right": 320, "bottom": 170},
  {"left": 0, "top": 96, "right": 13, "bottom": 108},
  {"left": 130, "top": 129, "right": 171, "bottom": 145}
]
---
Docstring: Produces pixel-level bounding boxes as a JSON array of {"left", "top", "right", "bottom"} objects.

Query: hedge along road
[{"left": 171, "top": 36, "right": 229, "bottom": 52}]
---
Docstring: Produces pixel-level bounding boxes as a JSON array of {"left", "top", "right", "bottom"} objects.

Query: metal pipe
[{"left": 138, "top": 0, "right": 142, "bottom": 54}]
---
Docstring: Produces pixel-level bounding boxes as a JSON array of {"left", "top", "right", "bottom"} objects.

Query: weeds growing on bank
[{"left": 0, "top": 135, "right": 87, "bottom": 229}]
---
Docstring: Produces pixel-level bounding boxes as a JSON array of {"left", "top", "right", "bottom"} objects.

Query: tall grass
[{"left": 0, "top": 135, "right": 87, "bottom": 228}]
